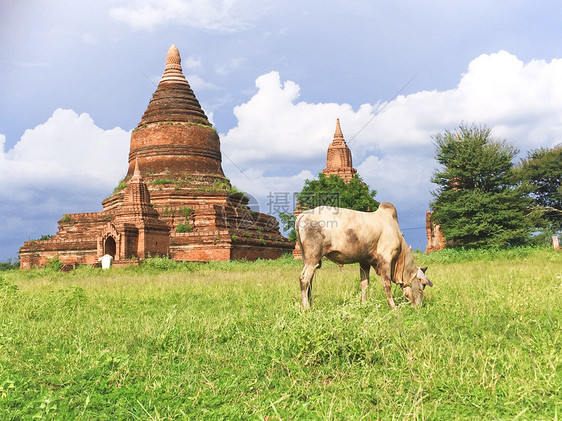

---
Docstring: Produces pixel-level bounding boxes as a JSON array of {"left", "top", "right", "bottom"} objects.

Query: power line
[
  {"left": 348, "top": 69, "right": 422, "bottom": 144},
  {"left": 401, "top": 226, "right": 426, "bottom": 231}
]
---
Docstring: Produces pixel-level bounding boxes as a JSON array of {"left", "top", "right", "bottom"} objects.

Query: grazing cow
[{"left": 295, "top": 203, "right": 433, "bottom": 309}]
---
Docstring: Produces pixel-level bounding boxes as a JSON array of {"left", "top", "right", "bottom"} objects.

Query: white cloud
[
  {"left": 367, "top": 51, "right": 562, "bottom": 153},
  {"left": 222, "top": 71, "right": 373, "bottom": 165},
  {"left": 357, "top": 155, "right": 434, "bottom": 204},
  {"left": 0, "top": 109, "right": 130, "bottom": 259},
  {"left": 109, "top": 0, "right": 269, "bottom": 32},
  {"left": 3, "top": 109, "right": 130, "bottom": 192},
  {"left": 221, "top": 51, "right": 562, "bottom": 248},
  {"left": 223, "top": 51, "right": 562, "bottom": 177}
]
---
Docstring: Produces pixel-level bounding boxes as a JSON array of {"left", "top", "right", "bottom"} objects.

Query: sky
[{"left": 1, "top": 0, "right": 562, "bottom": 261}]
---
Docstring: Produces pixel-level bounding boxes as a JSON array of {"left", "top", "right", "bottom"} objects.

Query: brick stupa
[
  {"left": 19, "top": 45, "right": 293, "bottom": 269},
  {"left": 322, "top": 118, "right": 357, "bottom": 182}
]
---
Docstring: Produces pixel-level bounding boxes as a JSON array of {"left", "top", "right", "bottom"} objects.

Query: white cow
[{"left": 296, "top": 203, "right": 433, "bottom": 309}]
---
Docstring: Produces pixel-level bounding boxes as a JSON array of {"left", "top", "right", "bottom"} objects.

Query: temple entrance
[{"left": 104, "top": 236, "right": 117, "bottom": 258}]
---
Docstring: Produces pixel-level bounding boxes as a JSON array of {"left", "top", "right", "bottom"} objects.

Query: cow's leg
[
  {"left": 373, "top": 262, "right": 396, "bottom": 309},
  {"left": 359, "top": 263, "right": 370, "bottom": 303},
  {"left": 382, "top": 274, "right": 396, "bottom": 309},
  {"left": 299, "top": 262, "right": 318, "bottom": 309}
]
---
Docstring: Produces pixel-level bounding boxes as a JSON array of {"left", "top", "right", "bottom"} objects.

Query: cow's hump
[{"left": 378, "top": 202, "right": 398, "bottom": 220}]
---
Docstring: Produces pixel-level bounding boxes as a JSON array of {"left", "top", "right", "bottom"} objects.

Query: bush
[
  {"left": 45, "top": 256, "right": 63, "bottom": 272},
  {"left": 140, "top": 256, "right": 195, "bottom": 272},
  {"left": 180, "top": 207, "right": 194, "bottom": 219},
  {"left": 150, "top": 178, "right": 174, "bottom": 185},
  {"left": 112, "top": 179, "right": 128, "bottom": 194},
  {"left": 0, "top": 258, "right": 19, "bottom": 271},
  {"left": 176, "top": 223, "right": 193, "bottom": 233}
]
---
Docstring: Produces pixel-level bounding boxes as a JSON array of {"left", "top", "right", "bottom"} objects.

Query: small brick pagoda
[
  {"left": 19, "top": 45, "right": 293, "bottom": 269},
  {"left": 322, "top": 118, "right": 357, "bottom": 182}
]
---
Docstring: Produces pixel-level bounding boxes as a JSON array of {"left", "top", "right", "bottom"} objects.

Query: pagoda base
[
  {"left": 19, "top": 191, "right": 294, "bottom": 269},
  {"left": 170, "top": 229, "right": 292, "bottom": 262}
]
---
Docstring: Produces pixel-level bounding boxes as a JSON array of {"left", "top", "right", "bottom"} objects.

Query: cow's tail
[{"left": 294, "top": 212, "right": 306, "bottom": 251}]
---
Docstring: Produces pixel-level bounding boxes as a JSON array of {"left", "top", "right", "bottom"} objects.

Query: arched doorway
[{"left": 104, "top": 236, "right": 117, "bottom": 258}]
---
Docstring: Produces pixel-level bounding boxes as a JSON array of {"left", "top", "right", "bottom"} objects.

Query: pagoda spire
[
  {"left": 334, "top": 118, "right": 344, "bottom": 141},
  {"left": 322, "top": 118, "right": 357, "bottom": 183},
  {"left": 124, "top": 159, "right": 151, "bottom": 207},
  {"left": 133, "top": 158, "right": 141, "bottom": 178},
  {"left": 137, "top": 44, "right": 209, "bottom": 126}
]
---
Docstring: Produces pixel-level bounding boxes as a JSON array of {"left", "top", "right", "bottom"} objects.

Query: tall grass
[{"left": 0, "top": 247, "right": 560, "bottom": 419}]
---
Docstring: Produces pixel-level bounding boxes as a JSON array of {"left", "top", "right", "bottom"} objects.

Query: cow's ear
[{"left": 421, "top": 266, "right": 428, "bottom": 273}]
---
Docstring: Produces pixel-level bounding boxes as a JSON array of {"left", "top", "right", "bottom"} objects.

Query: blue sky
[{"left": 1, "top": 0, "right": 562, "bottom": 260}]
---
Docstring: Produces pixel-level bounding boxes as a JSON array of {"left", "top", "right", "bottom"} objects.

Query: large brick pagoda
[{"left": 19, "top": 45, "right": 293, "bottom": 269}]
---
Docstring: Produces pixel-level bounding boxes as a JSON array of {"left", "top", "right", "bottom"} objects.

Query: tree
[
  {"left": 515, "top": 145, "right": 561, "bottom": 241},
  {"left": 430, "top": 124, "right": 532, "bottom": 248},
  {"left": 296, "top": 173, "right": 379, "bottom": 212},
  {"left": 280, "top": 173, "right": 379, "bottom": 239}
]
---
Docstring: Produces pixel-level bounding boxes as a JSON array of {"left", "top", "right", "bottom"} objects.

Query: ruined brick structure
[
  {"left": 425, "top": 210, "right": 446, "bottom": 253},
  {"left": 293, "top": 119, "right": 357, "bottom": 259},
  {"left": 19, "top": 45, "right": 293, "bottom": 269}
]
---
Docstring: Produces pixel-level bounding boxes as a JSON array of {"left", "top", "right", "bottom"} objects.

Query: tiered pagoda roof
[
  {"left": 138, "top": 45, "right": 210, "bottom": 126},
  {"left": 126, "top": 45, "right": 224, "bottom": 180}
]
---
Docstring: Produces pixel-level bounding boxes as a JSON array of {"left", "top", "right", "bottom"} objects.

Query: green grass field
[{"left": 1, "top": 247, "right": 561, "bottom": 420}]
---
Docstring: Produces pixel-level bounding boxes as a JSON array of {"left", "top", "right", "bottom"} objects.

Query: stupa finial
[
  {"left": 166, "top": 45, "right": 181, "bottom": 69},
  {"left": 158, "top": 44, "right": 187, "bottom": 85},
  {"left": 334, "top": 118, "right": 344, "bottom": 141}
]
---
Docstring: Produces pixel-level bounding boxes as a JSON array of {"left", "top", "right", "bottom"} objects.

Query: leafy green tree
[
  {"left": 280, "top": 173, "right": 379, "bottom": 240},
  {"left": 515, "top": 145, "right": 561, "bottom": 241},
  {"left": 279, "top": 213, "right": 298, "bottom": 241},
  {"left": 430, "top": 124, "right": 532, "bottom": 248},
  {"left": 297, "top": 173, "right": 379, "bottom": 212}
]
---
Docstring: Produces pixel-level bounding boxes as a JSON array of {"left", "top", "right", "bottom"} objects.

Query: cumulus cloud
[
  {"left": 109, "top": 0, "right": 271, "bottom": 32},
  {"left": 223, "top": 161, "right": 315, "bottom": 215},
  {"left": 222, "top": 71, "right": 375, "bottom": 166},
  {"left": 2, "top": 109, "right": 129, "bottom": 192},
  {"left": 224, "top": 52, "right": 562, "bottom": 169},
  {"left": 221, "top": 51, "right": 562, "bottom": 247},
  {"left": 368, "top": 51, "right": 562, "bottom": 152},
  {"left": 0, "top": 109, "right": 130, "bottom": 259}
]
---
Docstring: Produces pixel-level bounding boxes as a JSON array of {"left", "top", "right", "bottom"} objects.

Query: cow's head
[{"left": 402, "top": 266, "right": 433, "bottom": 307}]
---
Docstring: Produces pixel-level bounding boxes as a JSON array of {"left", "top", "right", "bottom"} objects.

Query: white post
[{"left": 101, "top": 254, "right": 114, "bottom": 269}]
